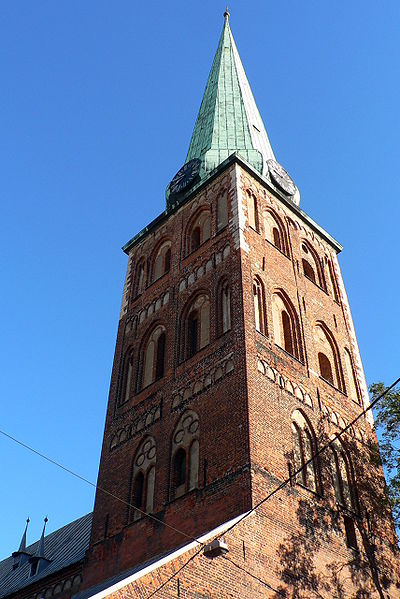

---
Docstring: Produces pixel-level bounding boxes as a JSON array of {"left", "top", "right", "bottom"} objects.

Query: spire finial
[
  {"left": 224, "top": 6, "right": 230, "bottom": 20},
  {"left": 17, "top": 517, "right": 30, "bottom": 553},
  {"left": 37, "top": 516, "right": 48, "bottom": 558}
]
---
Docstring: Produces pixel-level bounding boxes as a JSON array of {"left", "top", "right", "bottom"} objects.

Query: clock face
[
  {"left": 267, "top": 159, "right": 296, "bottom": 196},
  {"left": 169, "top": 159, "right": 201, "bottom": 195}
]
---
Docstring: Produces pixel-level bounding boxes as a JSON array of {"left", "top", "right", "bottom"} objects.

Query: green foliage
[{"left": 370, "top": 382, "right": 400, "bottom": 528}]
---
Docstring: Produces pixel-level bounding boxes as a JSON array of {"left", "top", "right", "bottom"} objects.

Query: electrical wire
[
  {"left": 222, "top": 554, "right": 286, "bottom": 596},
  {"left": 0, "top": 428, "right": 204, "bottom": 547},
  {"left": 216, "top": 377, "right": 400, "bottom": 543},
  {"left": 1, "top": 378, "right": 398, "bottom": 598}
]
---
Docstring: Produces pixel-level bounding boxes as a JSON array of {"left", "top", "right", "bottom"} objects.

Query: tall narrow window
[
  {"left": 318, "top": 352, "right": 334, "bottom": 385},
  {"left": 247, "top": 192, "right": 259, "bottom": 231},
  {"left": 152, "top": 241, "right": 172, "bottom": 282},
  {"left": 326, "top": 256, "right": 339, "bottom": 302},
  {"left": 134, "top": 260, "right": 145, "bottom": 297},
  {"left": 187, "top": 210, "right": 211, "bottom": 254},
  {"left": 217, "top": 194, "right": 229, "bottom": 230},
  {"left": 184, "top": 295, "right": 210, "bottom": 359},
  {"left": 218, "top": 280, "right": 231, "bottom": 335},
  {"left": 301, "top": 243, "right": 324, "bottom": 288},
  {"left": 314, "top": 323, "right": 344, "bottom": 391},
  {"left": 292, "top": 410, "right": 318, "bottom": 492},
  {"left": 120, "top": 350, "right": 134, "bottom": 404},
  {"left": 330, "top": 441, "right": 356, "bottom": 512},
  {"left": 141, "top": 325, "right": 166, "bottom": 390},
  {"left": 128, "top": 437, "right": 157, "bottom": 522},
  {"left": 271, "top": 292, "right": 302, "bottom": 361},
  {"left": 253, "top": 278, "right": 266, "bottom": 334},
  {"left": 171, "top": 411, "right": 199, "bottom": 499},
  {"left": 264, "top": 211, "right": 287, "bottom": 255}
]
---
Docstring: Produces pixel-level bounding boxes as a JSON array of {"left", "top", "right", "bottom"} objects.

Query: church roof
[
  {"left": 0, "top": 513, "right": 92, "bottom": 598},
  {"left": 186, "top": 9, "right": 275, "bottom": 178}
]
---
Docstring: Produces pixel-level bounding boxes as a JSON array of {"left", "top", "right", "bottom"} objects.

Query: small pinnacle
[{"left": 224, "top": 6, "right": 230, "bottom": 20}]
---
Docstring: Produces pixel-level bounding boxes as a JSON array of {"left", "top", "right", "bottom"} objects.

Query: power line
[
  {"left": 0, "top": 428, "right": 204, "bottom": 547},
  {"left": 216, "top": 377, "right": 400, "bottom": 543},
  {"left": 222, "top": 554, "right": 286, "bottom": 596},
  {"left": 144, "top": 545, "right": 204, "bottom": 599}
]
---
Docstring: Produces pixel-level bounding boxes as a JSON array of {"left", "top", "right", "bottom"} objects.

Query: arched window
[
  {"left": 325, "top": 256, "right": 340, "bottom": 302},
  {"left": 119, "top": 349, "right": 134, "bottom": 404},
  {"left": 217, "top": 193, "right": 229, "bottom": 230},
  {"left": 291, "top": 410, "right": 318, "bottom": 492},
  {"left": 183, "top": 294, "right": 210, "bottom": 359},
  {"left": 314, "top": 323, "right": 344, "bottom": 391},
  {"left": 152, "top": 241, "right": 172, "bottom": 282},
  {"left": 171, "top": 411, "right": 200, "bottom": 498},
  {"left": 253, "top": 277, "right": 266, "bottom": 334},
  {"left": 330, "top": 439, "right": 356, "bottom": 512},
  {"left": 218, "top": 280, "right": 231, "bottom": 335},
  {"left": 140, "top": 325, "right": 166, "bottom": 390},
  {"left": 264, "top": 211, "right": 288, "bottom": 255},
  {"left": 247, "top": 192, "right": 259, "bottom": 231},
  {"left": 344, "top": 349, "right": 360, "bottom": 404},
  {"left": 187, "top": 210, "right": 211, "bottom": 254},
  {"left": 301, "top": 243, "right": 324, "bottom": 288},
  {"left": 128, "top": 437, "right": 156, "bottom": 522},
  {"left": 133, "top": 259, "right": 146, "bottom": 297},
  {"left": 271, "top": 292, "right": 302, "bottom": 361}
]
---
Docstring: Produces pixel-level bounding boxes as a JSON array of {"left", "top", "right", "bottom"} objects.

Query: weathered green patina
[{"left": 166, "top": 12, "right": 275, "bottom": 206}]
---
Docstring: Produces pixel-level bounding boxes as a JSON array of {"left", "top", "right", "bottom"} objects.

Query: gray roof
[{"left": 0, "top": 513, "right": 92, "bottom": 598}]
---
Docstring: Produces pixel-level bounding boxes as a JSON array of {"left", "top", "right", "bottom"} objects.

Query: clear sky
[{"left": 1, "top": 1, "right": 400, "bottom": 559}]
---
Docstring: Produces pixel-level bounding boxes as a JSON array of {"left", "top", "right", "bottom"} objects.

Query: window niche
[
  {"left": 263, "top": 211, "right": 288, "bottom": 255},
  {"left": 217, "top": 193, "right": 229, "bottom": 230},
  {"left": 183, "top": 294, "right": 210, "bottom": 359},
  {"left": 171, "top": 411, "right": 200, "bottom": 499},
  {"left": 139, "top": 325, "right": 166, "bottom": 391},
  {"left": 187, "top": 209, "right": 211, "bottom": 254},
  {"left": 133, "top": 259, "right": 146, "bottom": 297},
  {"left": 301, "top": 243, "right": 325, "bottom": 288},
  {"left": 291, "top": 410, "right": 319, "bottom": 493},
  {"left": 271, "top": 292, "right": 303, "bottom": 361},
  {"left": 314, "top": 323, "right": 344, "bottom": 391},
  {"left": 247, "top": 191, "right": 259, "bottom": 232},
  {"left": 151, "top": 240, "right": 172, "bottom": 282},
  {"left": 253, "top": 277, "right": 267, "bottom": 335},
  {"left": 218, "top": 279, "right": 231, "bottom": 335},
  {"left": 128, "top": 437, "right": 156, "bottom": 522}
]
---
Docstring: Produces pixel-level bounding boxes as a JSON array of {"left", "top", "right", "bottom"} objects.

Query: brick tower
[{"left": 81, "top": 12, "right": 399, "bottom": 597}]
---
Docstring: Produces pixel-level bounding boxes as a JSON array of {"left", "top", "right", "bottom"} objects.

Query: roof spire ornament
[
  {"left": 37, "top": 516, "right": 48, "bottom": 559},
  {"left": 18, "top": 517, "right": 30, "bottom": 553},
  {"left": 224, "top": 6, "right": 230, "bottom": 20}
]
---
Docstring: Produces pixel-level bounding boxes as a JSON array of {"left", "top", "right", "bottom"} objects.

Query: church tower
[{"left": 82, "top": 13, "right": 399, "bottom": 597}]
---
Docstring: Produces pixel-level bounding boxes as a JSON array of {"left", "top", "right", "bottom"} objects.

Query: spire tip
[{"left": 224, "top": 6, "right": 230, "bottom": 20}]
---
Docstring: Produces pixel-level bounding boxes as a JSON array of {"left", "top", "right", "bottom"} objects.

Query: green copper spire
[{"left": 186, "top": 11, "right": 275, "bottom": 177}]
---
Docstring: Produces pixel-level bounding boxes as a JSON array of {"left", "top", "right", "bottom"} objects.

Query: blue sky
[{"left": 1, "top": 1, "right": 400, "bottom": 558}]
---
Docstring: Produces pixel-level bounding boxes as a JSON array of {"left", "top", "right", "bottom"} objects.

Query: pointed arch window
[
  {"left": 291, "top": 410, "right": 318, "bottom": 492},
  {"left": 119, "top": 349, "right": 134, "bottom": 404},
  {"left": 247, "top": 192, "right": 259, "bottom": 232},
  {"left": 152, "top": 241, "right": 172, "bottom": 282},
  {"left": 183, "top": 294, "right": 210, "bottom": 359},
  {"left": 301, "top": 243, "right": 324, "bottom": 288},
  {"left": 171, "top": 411, "right": 200, "bottom": 498},
  {"left": 330, "top": 440, "right": 357, "bottom": 512},
  {"left": 314, "top": 323, "right": 344, "bottom": 391},
  {"left": 253, "top": 278, "right": 266, "bottom": 334},
  {"left": 133, "top": 259, "right": 146, "bottom": 297},
  {"left": 187, "top": 210, "right": 211, "bottom": 254},
  {"left": 140, "top": 325, "right": 166, "bottom": 390},
  {"left": 325, "top": 256, "right": 340, "bottom": 302},
  {"left": 264, "top": 211, "right": 288, "bottom": 255},
  {"left": 128, "top": 437, "right": 156, "bottom": 522},
  {"left": 218, "top": 280, "right": 231, "bottom": 335},
  {"left": 271, "top": 292, "right": 302, "bottom": 361}
]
